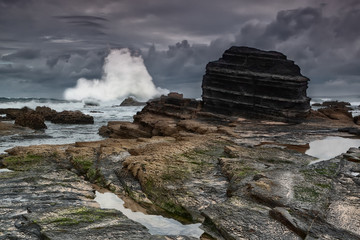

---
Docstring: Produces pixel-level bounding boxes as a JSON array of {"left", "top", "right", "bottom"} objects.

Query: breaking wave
[{"left": 64, "top": 48, "right": 168, "bottom": 102}]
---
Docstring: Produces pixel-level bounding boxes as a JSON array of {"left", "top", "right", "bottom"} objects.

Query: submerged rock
[{"left": 202, "top": 46, "right": 311, "bottom": 121}]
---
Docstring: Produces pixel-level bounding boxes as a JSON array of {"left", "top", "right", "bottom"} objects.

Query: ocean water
[{"left": 0, "top": 98, "right": 144, "bottom": 153}]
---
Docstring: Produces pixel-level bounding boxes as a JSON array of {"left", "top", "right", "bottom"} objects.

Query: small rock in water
[{"left": 119, "top": 97, "right": 146, "bottom": 106}]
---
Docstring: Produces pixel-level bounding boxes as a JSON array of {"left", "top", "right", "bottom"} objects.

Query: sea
[
  {"left": 0, "top": 96, "right": 359, "bottom": 153},
  {"left": 0, "top": 98, "right": 143, "bottom": 153}
]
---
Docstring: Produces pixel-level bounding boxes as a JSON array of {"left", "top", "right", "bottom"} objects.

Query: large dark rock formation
[{"left": 202, "top": 46, "right": 311, "bottom": 120}]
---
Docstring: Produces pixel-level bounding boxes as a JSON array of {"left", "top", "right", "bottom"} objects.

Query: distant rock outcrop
[
  {"left": 201, "top": 46, "right": 311, "bottom": 121},
  {"left": 119, "top": 97, "right": 146, "bottom": 106}
]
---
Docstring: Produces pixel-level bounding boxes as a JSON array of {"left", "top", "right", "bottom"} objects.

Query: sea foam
[{"left": 63, "top": 48, "right": 168, "bottom": 102}]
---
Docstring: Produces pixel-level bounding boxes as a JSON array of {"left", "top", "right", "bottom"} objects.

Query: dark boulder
[
  {"left": 51, "top": 110, "right": 94, "bottom": 124},
  {"left": 14, "top": 112, "right": 47, "bottom": 130}
]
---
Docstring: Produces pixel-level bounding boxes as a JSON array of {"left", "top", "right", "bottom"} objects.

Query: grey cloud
[
  {"left": 54, "top": 16, "right": 108, "bottom": 22},
  {"left": 265, "top": 7, "right": 322, "bottom": 41},
  {"left": 46, "top": 54, "right": 71, "bottom": 68},
  {"left": 1, "top": 49, "right": 41, "bottom": 60}
]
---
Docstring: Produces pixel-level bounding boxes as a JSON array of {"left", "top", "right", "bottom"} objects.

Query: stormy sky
[{"left": 0, "top": 0, "right": 359, "bottom": 99}]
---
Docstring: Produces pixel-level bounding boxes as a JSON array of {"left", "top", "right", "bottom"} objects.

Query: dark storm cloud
[
  {"left": 265, "top": 7, "right": 322, "bottom": 41},
  {"left": 0, "top": 0, "right": 359, "bottom": 98},
  {"left": 2, "top": 49, "right": 41, "bottom": 60}
]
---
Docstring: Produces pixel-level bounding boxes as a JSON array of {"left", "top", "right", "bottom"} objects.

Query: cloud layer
[{"left": 0, "top": 0, "right": 359, "bottom": 98}]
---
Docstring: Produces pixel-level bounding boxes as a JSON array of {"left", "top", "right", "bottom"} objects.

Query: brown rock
[
  {"left": 14, "top": 112, "right": 47, "bottom": 130},
  {"left": 177, "top": 120, "right": 217, "bottom": 134},
  {"left": 51, "top": 110, "right": 94, "bottom": 124},
  {"left": 35, "top": 106, "right": 57, "bottom": 121},
  {"left": 318, "top": 107, "right": 353, "bottom": 121},
  {"left": 0, "top": 107, "right": 32, "bottom": 120}
]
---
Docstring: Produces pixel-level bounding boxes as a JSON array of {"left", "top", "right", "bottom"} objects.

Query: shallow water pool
[
  {"left": 306, "top": 136, "right": 360, "bottom": 164},
  {"left": 94, "top": 191, "right": 204, "bottom": 238}
]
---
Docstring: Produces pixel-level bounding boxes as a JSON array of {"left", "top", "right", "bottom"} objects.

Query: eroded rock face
[
  {"left": 202, "top": 46, "right": 311, "bottom": 121},
  {"left": 14, "top": 112, "right": 47, "bottom": 130},
  {"left": 51, "top": 110, "right": 94, "bottom": 124}
]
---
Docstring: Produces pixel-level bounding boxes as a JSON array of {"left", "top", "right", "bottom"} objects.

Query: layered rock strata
[{"left": 202, "top": 46, "right": 311, "bottom": 120}]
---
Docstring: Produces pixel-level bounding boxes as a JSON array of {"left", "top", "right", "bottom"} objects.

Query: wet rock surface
[
  {"left": 0, "top": 142, "right": 199, "bottom": 240},
  {"left": 2, "top": 110, "right": 360, "bottom": 239}
]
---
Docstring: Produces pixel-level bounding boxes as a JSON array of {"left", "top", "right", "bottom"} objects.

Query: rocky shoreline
[
  {"left": 1, "top": 47, "right": 360, "bottom": 239},
  {"left": 1, "top": 96, "right": 360, "bottom": 239}
]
